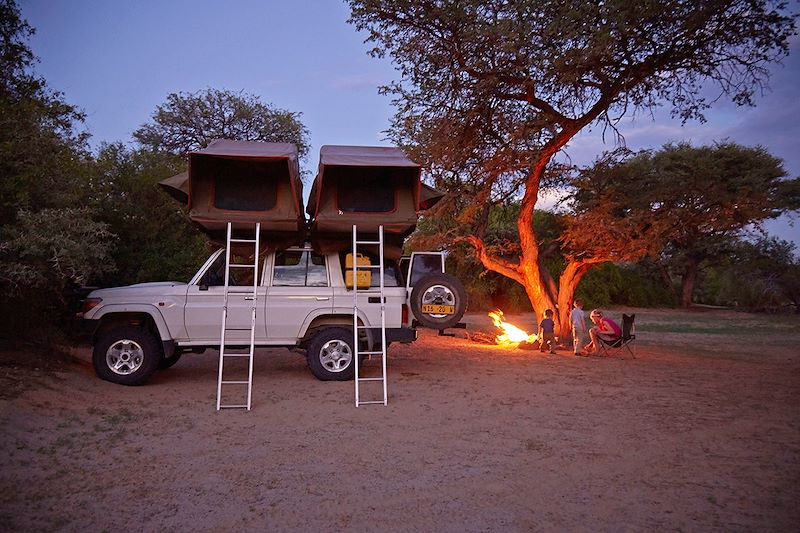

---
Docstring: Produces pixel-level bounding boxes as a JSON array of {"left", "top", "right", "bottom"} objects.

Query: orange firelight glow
[{"left": 488, "top": 309, "right": 539, "bottom": 346}]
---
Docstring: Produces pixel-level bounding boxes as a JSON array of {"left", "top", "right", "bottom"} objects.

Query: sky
[{"left": 20, "top": 0, "right": 800, "bottom": 245}]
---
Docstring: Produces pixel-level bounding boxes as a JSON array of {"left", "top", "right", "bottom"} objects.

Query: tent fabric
[
  {"left": 186, "top": 139, "right": 305, "bottom": 245},
  {"left": 419, "top": 182, "right": 445, "bottom": 211},
  {"left": 313, "top": 144, "right": 421, "bottom": 168},
  {"left": 156, "top": 140, "right": 445, "bottom": 254},
  {"left": 158, "top": 171, "right": 189, "bottom": 203},
  {"left": 306, "top": 145, "right": 422, "bottom": 238}
]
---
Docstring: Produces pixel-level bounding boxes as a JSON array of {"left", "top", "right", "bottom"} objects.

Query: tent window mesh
[
  {"left": 213, "top": 160, "right": 278, "bottom": 211},
  {"left": 337, "top": 175, "right": 394, "bottom": 213}
]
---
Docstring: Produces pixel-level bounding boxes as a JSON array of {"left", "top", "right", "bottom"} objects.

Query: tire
[
  {"left": 93, "top": 326, "right": 162, "bottom": 386},
  {"left": 306, "top": 327, "right": 357, "bottom": 381},
  {"left": 158, "top": 350, "right": 183, "bottom": 370},
  {"left": 410, "top": 273, "right": 467, "bottom": 330}
]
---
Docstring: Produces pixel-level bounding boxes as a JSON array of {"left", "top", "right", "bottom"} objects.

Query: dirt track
[{"left": 1, "top": 309, "right": 799, "bottom": 531}]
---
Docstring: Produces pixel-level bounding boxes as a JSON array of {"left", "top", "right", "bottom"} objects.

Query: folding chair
[{"left": 598, "top": 313, "right": 636, "bottom": 358}]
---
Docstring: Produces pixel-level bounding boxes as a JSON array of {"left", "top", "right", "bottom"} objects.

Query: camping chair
[{"left": 598, "top": 314, "right": 636, "bottom": 358}]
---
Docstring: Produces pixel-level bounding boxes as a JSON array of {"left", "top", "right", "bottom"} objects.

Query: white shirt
[{"left": 570, "top": 307, "right": 586, "bottom": 330}]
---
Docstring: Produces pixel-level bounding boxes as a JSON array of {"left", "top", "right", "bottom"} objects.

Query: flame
[{"left": 488, "top": 309, "right": 539, "bottom": 346}]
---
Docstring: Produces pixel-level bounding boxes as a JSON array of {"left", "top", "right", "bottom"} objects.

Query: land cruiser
[
  {"left": 81, "top": 246, "right": 465, "bottom": 386},
  {"left": 80, "top": 140, "right": 466, "bottom": 386}
]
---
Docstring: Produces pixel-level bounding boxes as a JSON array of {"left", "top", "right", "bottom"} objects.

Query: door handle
[
  {"left": 316, "top": 297, "right": 330, "bottom": 301},
  {"left": 244, "top": 296, "right": 255, "bottom": 301}
]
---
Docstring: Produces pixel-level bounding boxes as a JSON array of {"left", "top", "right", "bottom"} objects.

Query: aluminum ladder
[
  {"left": 352, "top": 224, "right": 388, "bottom": 407},
  {"left": 216, "top": 222, "right": 260, "bottom": 411}
]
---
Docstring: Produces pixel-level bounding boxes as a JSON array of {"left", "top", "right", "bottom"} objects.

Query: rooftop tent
[
  {"left": 185, "top": 139, "right": 306, "bottom": 246},
  {"left": 307, "top": 145, "right": 425, "bottom": 256}
]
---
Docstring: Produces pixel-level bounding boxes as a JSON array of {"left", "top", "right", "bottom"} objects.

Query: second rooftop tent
[{"left": 306, "top": 145, "right": 444, "bottom": 259}]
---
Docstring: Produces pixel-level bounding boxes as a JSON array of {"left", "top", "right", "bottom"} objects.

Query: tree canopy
[
  {"left": 133, "top": 88, "right": 311, "bottom": 159},
  {"left": 1, "top": 0, "right": 114, "bottom": 341},
  {"left": 349, "top": 0, "right": 797, "bottom": 335},
  {"left": 567, "top": 142, "right": 799, "bottom": 306}
]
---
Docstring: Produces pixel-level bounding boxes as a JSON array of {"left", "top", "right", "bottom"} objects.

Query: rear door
[
  {"left": 406, "top": 252, "right": 445, "bottom": 289},
  {"left": 266, "top": 250, "right": 333, "bottom": 342}
]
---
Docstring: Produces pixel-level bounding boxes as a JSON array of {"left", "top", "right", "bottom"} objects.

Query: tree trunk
[
  {"left": 556, "top": 260, "right": 601, "bottom": 340},
  {"left": 680, "top": 256, "right": 699, "bottom": 308},
  {"left": 520, "top": 264, "right": 558, "bottom": 332}
]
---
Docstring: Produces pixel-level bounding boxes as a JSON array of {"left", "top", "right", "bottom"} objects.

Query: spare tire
[{"left": 410, "top": 273, "right": 467, "bottom": 330}]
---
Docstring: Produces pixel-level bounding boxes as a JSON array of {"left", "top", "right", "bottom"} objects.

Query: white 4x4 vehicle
[{"left": 81, "top": 247, "right": 466, "bottom": 386}]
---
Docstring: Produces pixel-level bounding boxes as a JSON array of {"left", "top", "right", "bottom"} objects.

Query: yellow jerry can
[{"left": 345, "top": 253, "right": 372, "bottom": 289}]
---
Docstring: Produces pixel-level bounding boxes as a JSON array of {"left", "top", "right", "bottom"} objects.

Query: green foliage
[
  {"left": 698, "top": 237, "right": 800, "bottom": 311},
  {"left": 576, "top": 263, "right": 676, "bottom": 309},
  {"left": 568, "top": 142, "right": 800, "bottom": 306},
  {"left": 133, "top": 88, "right": 311, "bottom": 160},
  {"left": 1, "top": 208, "right": 115, "bottom": 291},
  {"left": 87, "top": 143, "right": 209, "bottom": 286},
  {"left": 0, "top": 1, "right": 113, "bottom": 343},
  {"left": 0, "top": 0, "right": 90, "bottom": 226}
]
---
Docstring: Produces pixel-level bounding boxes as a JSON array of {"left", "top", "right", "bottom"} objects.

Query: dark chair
[{"left": 598, "top": 314, "right": 636, "bottom": 358}]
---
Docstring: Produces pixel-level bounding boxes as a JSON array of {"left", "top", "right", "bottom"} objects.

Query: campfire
[{"left": 481, "top": 309, "right": 539, "bottom": 347}]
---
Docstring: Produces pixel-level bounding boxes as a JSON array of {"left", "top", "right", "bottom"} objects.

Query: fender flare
[
  {"left": 303, "top": 308, "right": 376, "bottom": 349},
  {"left": 91, "top": 304, "right": 172, "bottom": 341}
]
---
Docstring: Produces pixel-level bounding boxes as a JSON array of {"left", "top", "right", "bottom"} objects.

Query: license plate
[{"left": 422, "top": 304, "right": 454, "bottom": 315}]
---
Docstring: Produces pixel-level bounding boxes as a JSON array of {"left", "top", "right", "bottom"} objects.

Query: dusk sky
[{"left": 21, "top": 0, "right": 800, "bottom": 244}]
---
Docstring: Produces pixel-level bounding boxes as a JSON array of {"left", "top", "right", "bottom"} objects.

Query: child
[
  {"left": 570, "top": 299, "right": 587, "bottom": 356},
  {"left": 538, "top": 309, "right": 556, "bottom": 354}
]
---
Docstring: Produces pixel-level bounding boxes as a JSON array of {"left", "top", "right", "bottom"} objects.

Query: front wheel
[
  {"left": 306, "top": 327, "right": 356, "bottom": 381},
  {"left": 93, "top": 326, "right": 162, "bottom": 385},
  {"left": 410, "top": 273, "right": 467, "bottom": 329}
]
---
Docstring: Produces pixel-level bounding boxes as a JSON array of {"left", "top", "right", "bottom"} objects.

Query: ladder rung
[
  {"left": 221, "top": 380, "right": 250, "bottom": 385},
  {"left": 357, "top": 401, "right": 386, "bottom": 405},
  {"left": 229, "top": 238, "right": 257, "bottom": 243},
  {"left": 219, "top": 404, "right": 249, "bottom": 409},
  {"left": 354, "top": 265, "right": 382, "bottom": 269},
  {"left": 222, "top": 354, "right": 252, "bottom": 358},
  {"left": 354, "top": 291, "right": 383, "bottom": 295},
  {"left": 358, "top": 377, "right": 385, "bottom": 382},
  {"left": 359, "top": 351, "right": 384, "bottom": 355},
  {"left": 229, "top": 263, "right": 257, "bottom": 268},
  {"left": 355, "top": 240, "right": 381, "bottom": 245},
  {"left": 225, "top": 327, "right": 254, "bottom": 331}
]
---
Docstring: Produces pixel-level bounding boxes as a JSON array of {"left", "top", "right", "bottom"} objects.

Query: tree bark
[
  {"left": 556, "top": 259, "right": 604, "bottom": 340},
  {"left": 680, "top": 256, "right": 699, "bottom": 308}
]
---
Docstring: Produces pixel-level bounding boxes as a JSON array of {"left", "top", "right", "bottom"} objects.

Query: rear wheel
[
  {"left": 410, "top": 273, "right": 467, "bottom": 329},
  {"left": 93, "top": 326, "right": 161, "bottom": 386},
  {"left": 307, "top": 327, "right": 356, "bottom": 381}
]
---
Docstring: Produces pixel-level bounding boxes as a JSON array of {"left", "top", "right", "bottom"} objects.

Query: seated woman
[{"left": 584, "top": 309, "right": 621, "bottom": 354}]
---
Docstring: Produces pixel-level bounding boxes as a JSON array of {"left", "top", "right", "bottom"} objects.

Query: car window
[
  {"left": 409, "top": 254, "right": 443, "bottom": 286},
  {"left": 200, "top": 250, "right": 266, "bottom": 287},
  {"left": 273, "top": 251, "right": 328, "bottom": 287},
  {"left": 306, "top": 252, "right": 328, "bottom": 287},
  {"left": 338, "top": 252, "right": 401, "bottom": 287}
]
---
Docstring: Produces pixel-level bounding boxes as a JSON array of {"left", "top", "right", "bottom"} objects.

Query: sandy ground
[{"left": 1, "top": 309, "right": 799, "bottom": 532}]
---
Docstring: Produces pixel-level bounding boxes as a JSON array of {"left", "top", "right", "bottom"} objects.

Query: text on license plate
[{"left": 422, "top": 304, "right": 455, "bottom": 314}]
